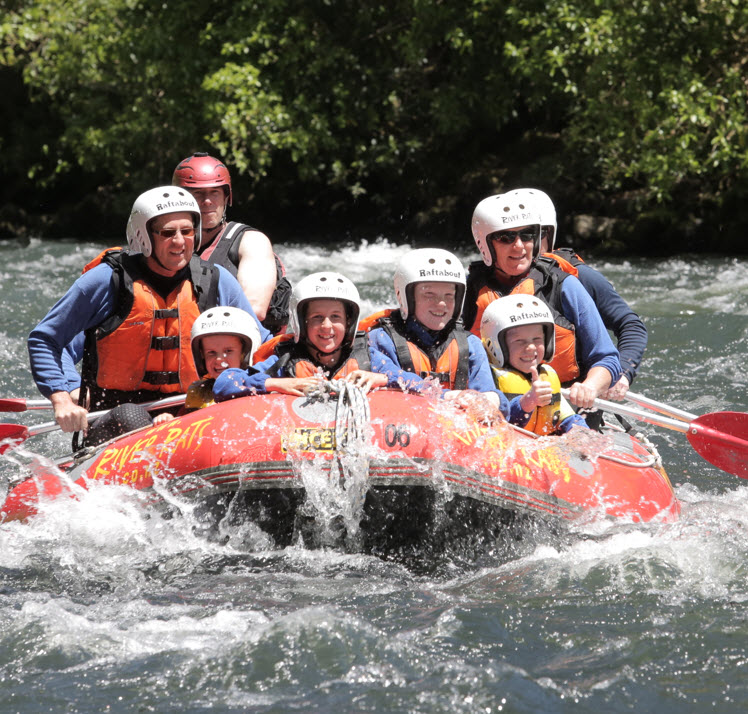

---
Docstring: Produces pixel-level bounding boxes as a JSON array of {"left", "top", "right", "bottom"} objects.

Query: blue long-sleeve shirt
[
  {"left": 367, "top": 316, "right": 510, "bottom": 416},
  {"left": 212, "top": 354, "right": 280, "bottom": 399},
  {"left": 28, "top": 261, "right": 270, "bottom": 398},
  {"left": 61, "top": 333, "right": 85, "bottom": 392},
  {"left": 556, "top": 276, "right": 622, "bottom": 386},
  {"left": 575, "top": 263, "right": 647, "bottom": 384},
  {"left": 212, "top": 340, "right": 371, "bottom": 399}
]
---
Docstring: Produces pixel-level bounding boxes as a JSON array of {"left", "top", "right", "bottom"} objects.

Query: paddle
[
  {"left": 0, "top": 398, "right": 55, "bottom": 413},
  {"left": 0, "top": 394, "right": 187, "bottom": 455},
  {"left": 624, "top": 391, "right": 697, "bottom": 423},
  {"left": 562, "top": 389, "right": 748, "bottom": 479},
  {"left": 0, "top": 393, "right": 187, "bottom": 413}
]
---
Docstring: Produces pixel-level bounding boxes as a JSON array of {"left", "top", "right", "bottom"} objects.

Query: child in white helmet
[
  {"left": 480, "top": 295, "right": 588, "bottom": 435},
  {"left": 367, "top": 248, "right": 510, "bottom": 419},
  {"left": 213, "top": 272, "right": 387, "bottom": 399},
  {"left": 152, "top": 306, "right": 262, "bottom": 423}
]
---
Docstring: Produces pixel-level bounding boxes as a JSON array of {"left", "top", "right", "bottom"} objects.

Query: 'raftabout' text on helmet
[
  {"left": 190, "top": 307, "right": 261, "bottom": 377},
  {"left": 393, "top": 248, "right": 466, "bottom": 322},
  {"left": 471, "top": 193, "right": 542, "bottom": 266},
  {"left": 126, "top": 186, "right": 202, "bottom": 257},
  {"left": 480, "top": 295, "right": 555, "bottom": 368},
  {"left": 172, "top": 153, "right": 233, "bottom": 206},
  {"left": 504, "top": 188, "right": 557, "bottom": 251},
  {"left": 288, "top": 272, "right": 361, "bottom": 345}
]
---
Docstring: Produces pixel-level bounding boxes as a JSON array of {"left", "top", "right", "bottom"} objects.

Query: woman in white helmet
[
  {"left": 366, "top": 248, "right": 509, "bottom": 418},
  {"left": 480, "top": 296, "right": 588, "bottom": 435},
  {"left": 28, "top": 185, "right": 270, "bottom": 447},
  {"left": 463, "top": 191, "right": 621, "bottom": 415},
  {"left": 213, "top": 272, "right": 387, "bottom": 399}
]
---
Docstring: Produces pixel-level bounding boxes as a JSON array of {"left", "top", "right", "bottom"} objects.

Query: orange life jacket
[
  {"left": 361, "top": 309, "right": 471, "bottom": 389},
  {"left": 541, "top": 248, "right": 584, "bottom": 276},
  {"left": 252, "top": 332, "right": 288, "bottom": 363},
  {"left": 80, "top": 249, "right": 220, "bottom": 410},
  {"left": 289, "top": 354, "right": 364, "bottom": 379},
  {"left": 466, "top": 260, "right": 581, "bottom": 384}
]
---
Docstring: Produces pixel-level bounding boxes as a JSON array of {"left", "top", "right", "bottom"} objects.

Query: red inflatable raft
[{"left": 1, "top": 388, "right": 680, "bottom": 554}]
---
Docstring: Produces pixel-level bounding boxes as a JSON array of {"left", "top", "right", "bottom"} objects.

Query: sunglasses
[
  {"left": 489, "top": 228, "right": 539, "bottom": 245},
  {"left": 154, "top": 226, "right": 195, "bottom": 238}
]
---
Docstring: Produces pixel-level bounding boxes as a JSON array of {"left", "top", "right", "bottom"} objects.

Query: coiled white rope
[{"left": 331, "top": 380, "right": 371, "bottom": 452}]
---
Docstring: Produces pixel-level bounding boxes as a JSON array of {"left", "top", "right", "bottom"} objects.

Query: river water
[{"left": 1, "top": 237, "right": 747, "bottom": 713}]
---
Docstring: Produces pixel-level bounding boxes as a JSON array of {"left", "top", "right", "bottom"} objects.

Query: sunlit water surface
[{"left": 1, "top": 237, "right": 747, "bottom": 713}]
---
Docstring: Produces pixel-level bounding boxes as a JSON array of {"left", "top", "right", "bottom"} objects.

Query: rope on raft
[
  {"left": 302, "top": 379, "right": 372, "bottom": 481},
  {"left": 303, "top": 379, "right": 371, "bottom": 452},
  {"left": 332, "top": 380, "right": 371, "bottom": 452}
]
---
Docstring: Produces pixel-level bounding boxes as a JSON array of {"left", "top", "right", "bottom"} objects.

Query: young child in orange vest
[
  {"left": 152, "top": 307, "right": 261, "bottom": 424},
  {"left": 366, "top": 248, "right": 510, "bottom": 419}
]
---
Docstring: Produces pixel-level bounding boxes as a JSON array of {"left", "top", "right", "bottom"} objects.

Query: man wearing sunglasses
[
  {"left": 463, "top": 192, "right": 620, "bottom": 413},
  {"left": 28, "top": 186, "right": 272, "bottom": 444}
]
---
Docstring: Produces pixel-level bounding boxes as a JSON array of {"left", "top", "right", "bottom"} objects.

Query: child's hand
[
  {"left": 152, "top": 412, "right": 176, "bottom": 426},
  {"left": 520, "top": 367, "right": 552, "bottom": 412},
  {"left": 213, "top": 368, "right": 256, "bottom": 401},
  {"left": 266, "top": 376, "right": 323, "bottom": 397},
  {"left": 342, "top": 370, "right": 388, "bottom": 394}
]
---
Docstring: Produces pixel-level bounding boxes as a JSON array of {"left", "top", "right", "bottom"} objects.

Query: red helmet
[{"left": 172, "top": 152, "right": 232, "bottom": 205}]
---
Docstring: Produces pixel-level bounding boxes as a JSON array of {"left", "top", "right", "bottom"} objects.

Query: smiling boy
[
  {"left": 480, "top": 295, "right": 587, "bottom": 435},
  {"left": 367, "top": 248, "right": 509, "bottom": 419}
]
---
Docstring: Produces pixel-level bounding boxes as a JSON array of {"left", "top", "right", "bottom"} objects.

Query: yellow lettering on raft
[
  {"left": 520, "top": 446, "right": 573, "bottom": 483},
  {"left": 452, "top": 423, "right": 487, "bottom": 447},
  {"left": 281, "top": 427, "right": 336, "bottom": 452},
  {"left": 89, "top": 415, "right": 215, "bottom": 482},
  {"left": 509, "top": 462, "right": 533, "bottom": 482},
  {"left": 90, "top": 446, "right": 119, "bottom": 481}
]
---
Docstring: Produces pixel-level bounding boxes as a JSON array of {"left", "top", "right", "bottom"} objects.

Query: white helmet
[
  {"left": 126, "top": 186, "right": 202, "bottom": 257},
  {"left": 506, "top": 188, "right": 557, "bottom": 251},
  {"left": 191, "top": 307, "right": 262, "bottom": 376},
  {"left": 393, "top": 248, "right": 466, "bottom": 321},
  {"left": 288, "top": 272, "right": 361, "bottom": 345},
  {"left": 480, "top": 295, "right": 555, "bottom": 368},
  {"left": 471, "top": 193, "right": 542, "bottom": 266}
]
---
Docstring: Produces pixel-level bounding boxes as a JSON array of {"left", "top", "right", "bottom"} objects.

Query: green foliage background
[{"left": 2, "top": 0, "right": 747, "bottom": 253}]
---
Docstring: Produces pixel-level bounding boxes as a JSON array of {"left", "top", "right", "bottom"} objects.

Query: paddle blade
[
  {"left": 0, "top": 398, "right": 53, "bottom": 412},
  {"left": 0, "top": 424, "right": 30, "bottom": 454},
  {"left": 687, "top": 412, "right": 748, "bottom": 479},
  {"left": 0, "top": 399, "right": 30, "bottom": 413}
]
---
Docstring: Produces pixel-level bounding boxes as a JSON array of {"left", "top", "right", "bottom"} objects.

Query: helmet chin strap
[{"left": 152, "top": 255, "right": 169, "bottom": 272}]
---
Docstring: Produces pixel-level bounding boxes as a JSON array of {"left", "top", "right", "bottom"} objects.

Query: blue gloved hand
[{"left": 213, "top": 368, "right": 257, "bottom": 402}]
